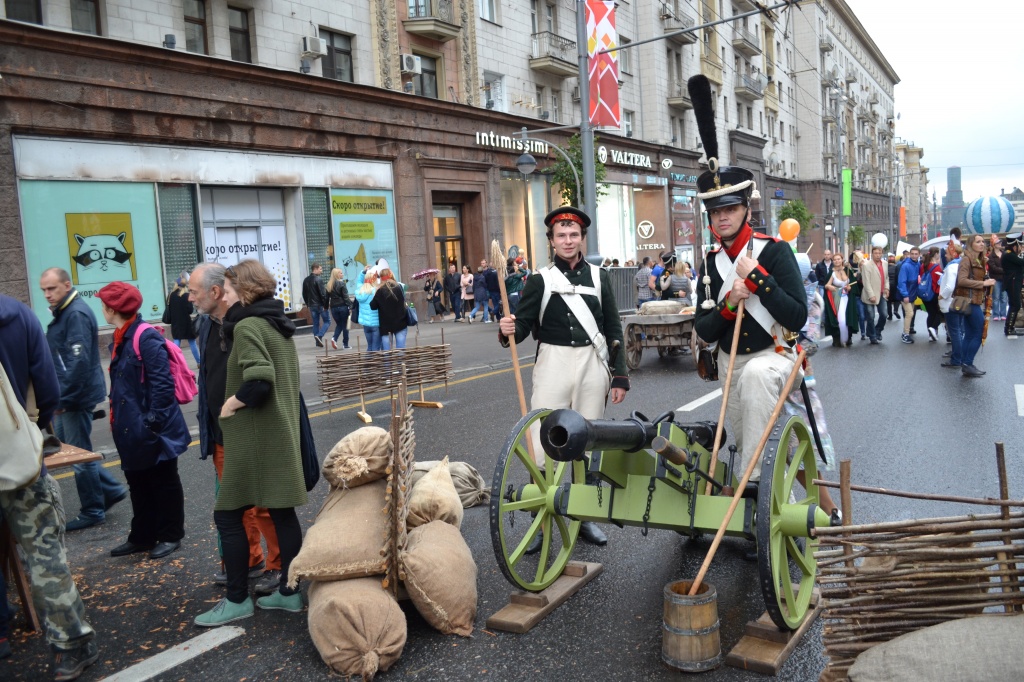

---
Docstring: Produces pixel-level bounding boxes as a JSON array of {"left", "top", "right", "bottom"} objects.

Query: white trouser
[
  {"left": 725, "top": 346, "right": 799, "bottom": 482},
  {"left": 529, "top": 343, "right": 610, "bottom": 465}
]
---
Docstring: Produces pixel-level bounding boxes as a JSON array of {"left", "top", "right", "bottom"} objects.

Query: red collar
[{"left": 721, "top": 224, "right": 753, "bottom": 260}]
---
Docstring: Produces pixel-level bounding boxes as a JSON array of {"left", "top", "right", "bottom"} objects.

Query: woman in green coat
[{"left": 195, "top": 259, "right": 307, "bottom": 627}]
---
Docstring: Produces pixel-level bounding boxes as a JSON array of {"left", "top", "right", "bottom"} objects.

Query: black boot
[
  {"left": 1006, "top": 310, "right": 1019, "bottom": 336},
  {"left": 524, "top": 529, "right": 543, "bottom": 555},
  {"left": 579, "top": 521, "right": 608, "bottom": 545}
]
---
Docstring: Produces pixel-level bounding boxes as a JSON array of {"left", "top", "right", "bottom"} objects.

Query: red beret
[{"left": 97, "top": 281, "right": 143, "bottom": 316}]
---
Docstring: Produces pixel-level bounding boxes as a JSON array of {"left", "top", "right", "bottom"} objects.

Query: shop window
[
  {"left": 413, "top": 54, "right": 439, "bottom": 99},
  {"left": 157, "top": 184, "right": 201, "bottom": 294},
  {"left": 5, "top": 0, "right": 41, "bottom": 23},
  {"left": 322, "top": 30, "right": 353, "bottom": 83},
  {"left": 228, "top": 7, "right": 252, "bottom": 64},
  {"left": 302, "top": 188, "right": 333, "bottom": 272},
  {"left": 184, "top": 0, "right": 207, "bottom": 55},
  {"left": 71, "top": 0, "right": 99, "bottom": 34}
]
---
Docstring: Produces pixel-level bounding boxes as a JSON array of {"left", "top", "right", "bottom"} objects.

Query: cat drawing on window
[{"left": 73, "top": 232, "right": 134, "bottom": 284}]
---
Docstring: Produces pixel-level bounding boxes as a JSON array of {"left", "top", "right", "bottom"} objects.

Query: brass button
[
  {"left": 765, "top": 287, "right": 771, "bottom": 292},
  {"left": 743, "top": 332, "right": 748, "bottom": 337},
  {"left": 745, "top": 347, "right": 751, "bottom": 352}
]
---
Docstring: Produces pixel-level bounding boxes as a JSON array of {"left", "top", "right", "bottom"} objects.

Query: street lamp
[
  {"left": 515, "top": 127, "right": 582, "bottom": 211},
  {"left": 829, "top": 85, "right": 848, "bottom": 254}
]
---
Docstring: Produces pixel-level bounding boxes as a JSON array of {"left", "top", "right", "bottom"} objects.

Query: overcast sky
[{"left": 848, "top": 1, "right": 1024, "bottom": 210}]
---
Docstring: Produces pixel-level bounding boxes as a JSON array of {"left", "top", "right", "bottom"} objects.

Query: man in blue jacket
[
  {"left": 896, "top": 247, "right": 921, "bottom": 344},
  {"left": 0, "top": 294, "right": 98, "bottom": 680},
  {"left": 41, "top": 268, "right": 127, "bottom": 530}
]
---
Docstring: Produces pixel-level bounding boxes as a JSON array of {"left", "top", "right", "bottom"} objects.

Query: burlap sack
[
  {"left": 639, "top": 299, "right": 685, "bottom": 315},
  {"left": 322, "top": 426, "right": 393, "bottom": 488},
  {"left": 401, "top": 521, "right": 477, "bottom": 636},
  {"left": 406, "top": 456, "right": 464, "bottom": 529},
  {"left": 308, "top": 578, "right": 407, "bottom": 681},
  {"left": 288, "top": 479, "right": 388, "bottom": 587},
  {"left": 410, "top": 460, "right": 489, "bottom": 509}
]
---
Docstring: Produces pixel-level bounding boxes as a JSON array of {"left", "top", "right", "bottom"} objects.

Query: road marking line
[
  {"left": 678, "top": 388, "right": 722, "bottom": 412},
  {"left": 1016, "top": 385, "right": 1024, "bottom": 417},
  {"left": 101, "top": 626, "right": 246, "bottom": 682}
]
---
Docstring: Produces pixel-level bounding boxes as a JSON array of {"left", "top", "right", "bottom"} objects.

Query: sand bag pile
[{"left": 410, "top": 460, "right": 489, "bottom": 509}]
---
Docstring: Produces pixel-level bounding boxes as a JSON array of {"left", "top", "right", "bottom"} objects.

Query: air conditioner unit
[
  {"left": 571, "top": 86, "right": 581, "bottom": 102},
  {"left": 302, "top": 36, "right": 327, "bottom": 58},
  {"left": 400, "top": 53, "right": 422, "bottom": 75}
]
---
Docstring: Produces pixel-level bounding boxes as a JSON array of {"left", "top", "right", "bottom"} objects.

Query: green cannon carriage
[{"left": 489, "top": 408, "right": 831, "bottom": 630}]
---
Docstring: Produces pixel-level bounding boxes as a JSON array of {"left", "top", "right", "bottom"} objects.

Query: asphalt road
[{"left": 5, "top": 315, "right": 1023, "bottom": 681}]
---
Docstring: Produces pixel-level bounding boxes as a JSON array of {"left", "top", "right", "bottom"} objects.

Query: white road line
[
  {"left": 1016, "top": 385, "right": 1024, "bottom": 417},
  {"left": 101, "top": 626, "right": 246, "bottom": 682},
  {"left": 678, "top": 388, "right": 722, "bottom": 412}
]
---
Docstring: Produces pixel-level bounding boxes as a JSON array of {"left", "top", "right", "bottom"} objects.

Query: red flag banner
[{"left": 586, "top": 0, "right": 620, "bottom": 128}]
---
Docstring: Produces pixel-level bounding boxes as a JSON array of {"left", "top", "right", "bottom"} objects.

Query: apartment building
[
  {"left": 1, "top": 0, "right": 904, "bottom": 322},
  {"left": 895, "top": 141, "right": 929, "bottom": 241}
]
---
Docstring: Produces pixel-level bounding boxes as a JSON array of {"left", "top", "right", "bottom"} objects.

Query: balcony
[
  {"left": 667, "top": 80, "right": 693, "bottom": 111},
  {"left": 733, "top": 0, "right": 757, "bottom": 10},
  {"left": 845, "top": 69, "right": 857, "bottom": 83},
  {"left": 819, "top": 36, "right": 834, "bottom": 52},
  {"left": 404, "top": 0, "right": 461, "bottom": 42},
  {"left": 822, "top": 110, "right": 836, "bottom": 124},
  {"left": 700, "top": 53, "right": 723, "bottom": 85},
  {"left": 764, "top": 82, "right": 779, "bottom": 113},
  {"left": 734, "top": 74, "right": 765, "bottom": 101},
  {"left": 822, "top": 146, "right": 836, "bottom": 160},
  {"left": 662, "top": 10, "right": 697, "bottom": 45},
  {"left": 731, "top": 25, "right": 761, "bottom": 57},
  {"left": 529, "top": 31, "right": 578, "bottom": 78},
  {"left": 857, "top": 133, "right": 872, "bottom": 147}
]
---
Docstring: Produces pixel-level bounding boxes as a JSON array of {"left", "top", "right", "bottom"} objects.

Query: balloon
[
  {"left": 871, "top": 233, "right": 888, "bottom": 248},
  {"left": 779, "top": 218, "right": 800, "bottom": 241}
]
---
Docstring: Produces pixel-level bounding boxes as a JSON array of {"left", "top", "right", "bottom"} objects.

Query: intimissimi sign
[{"left": 475, "top": 131, "right": 549, "bottom": 155}]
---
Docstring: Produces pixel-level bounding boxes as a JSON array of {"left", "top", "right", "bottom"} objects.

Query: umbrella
[{"left": 411, "top": 268, "right": 439, "bottom": 280}]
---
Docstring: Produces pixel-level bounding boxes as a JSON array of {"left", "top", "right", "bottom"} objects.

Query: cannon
[{"left": 489, "top": 408, "right": 832, "bottom": 630}]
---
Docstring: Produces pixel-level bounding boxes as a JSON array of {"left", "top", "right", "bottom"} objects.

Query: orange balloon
[{"left": 779, "top": 218, "right": 801, "bottom": 242}]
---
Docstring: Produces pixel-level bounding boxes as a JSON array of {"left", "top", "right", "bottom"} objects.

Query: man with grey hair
[
  {"left": 40, "top": 266, "right": 127, "bottom": 531},
  {"left": 188, "top": 263, "right": 280, "bottom": 593}
]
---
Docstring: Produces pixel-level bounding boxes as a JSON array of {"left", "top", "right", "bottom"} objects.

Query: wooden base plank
[
  {"left": 357, "top": 411, "right": 372, "bottom": 423},
  {"left": 408, "top": 401, "right": 443, "bottom": 409},
  {"left": 486, "top": 561, "right": 602, "bottom": 634},
  {"left": 724, "top": 590, "right": 822, "bottom": 675}
]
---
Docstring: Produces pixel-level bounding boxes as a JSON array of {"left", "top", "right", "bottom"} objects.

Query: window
[
  {"left": 322, "top": 30, "right": 353, "bottom": 82},
  {"left": 483, "top": 72, "right": 504, "bottom": 111},
  {"left": 623, "top": 110, "right": 634, "bottom": 136},
  {"left": 6, "top": 0, "right": 41, "bottom": 23},
  {"left": 414, "top": 55, "right": 439, "bottom": 99},
  {"left": 479, "top": 0, "right": 497, "bottom": 23},
  {"left": 747, "top": 106, "right": 752, "bottom": 129},
  {"left": 724, "top": 95, "right": 728, "bottom": 122},
  {"left": 779, "top": 120, "right": 784, "bottom": 142},
  {"left": 619, "top": 37, "right": 632, "bottom": 74},
  {"left": 535, "top": 86, "right": 545, "bottom": 115},
  {"left": 184, "top": 0, "right": 207, "bottom": 54},
  {"left": 545, "top": 2, "right": 555, "bottom": 32},
  {"left": 228, "top": 7, "right": 252, "bottom": 63},
  {"left": 736, "top": 103, "right": 741, "bottom": 127},
  {"left": 551, "top": 89, "right": 561, "bottom": 123},
  {"left": 71, "top": 0, "right": 99, "bottom": 34}
]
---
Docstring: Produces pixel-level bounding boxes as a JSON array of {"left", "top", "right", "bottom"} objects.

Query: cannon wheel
[
  {"left": 625, "top": 325, "right": 643, "bottom": 370},
  {"left": 689, "top": 329, "right": 700, "bottom": 371},
  {"left": 490, "top": 409, "right": 585, "bottom": 592},
  {"left": 756, "top": 416, "right": 820, "bottom": 630}
]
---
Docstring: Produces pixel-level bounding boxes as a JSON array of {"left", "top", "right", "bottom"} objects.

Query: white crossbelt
[
  {"left": 714, "top": 237, "right": 778, "bottom": 339},
  {"left": 538, "top": 263, "right": 609, "bottom": 364}
]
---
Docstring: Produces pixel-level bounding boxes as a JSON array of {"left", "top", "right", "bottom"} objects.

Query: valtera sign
[{"left": 597, "top": 145, "right": 652, "bottom": 169}]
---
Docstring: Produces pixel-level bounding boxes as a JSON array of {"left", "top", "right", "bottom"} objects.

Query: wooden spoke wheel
[
  {"left": 756, "top": 416, "right": 821, "bottom": 630},
  {"left": 625, "top": 325, "right": 643, "bottom": 370},
  {"left": 490, "top": 409, "right": 585, "bottom": 592},
  {"left": 689, "top": 332, "right": 701, "bottom": 372}
]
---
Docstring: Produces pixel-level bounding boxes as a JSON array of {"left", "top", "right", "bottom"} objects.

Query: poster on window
[
  {"left": 331, "top": 189, "right": 398, "bottom": 285},
  {"left": 202, "top": 224, "right": 292, "bottom": 310},
  {"left": 20, "top": 180, "right": 165, "bottom": 325}
]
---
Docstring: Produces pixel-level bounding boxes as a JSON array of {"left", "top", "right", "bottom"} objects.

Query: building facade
[
  {"left": 895, "top": 141, "right": 928, "bottom": 241},
  {"left": 941, "top": 166, "right": 967, "bottom": 233}
]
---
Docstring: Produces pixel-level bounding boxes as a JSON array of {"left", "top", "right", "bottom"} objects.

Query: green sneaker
[
  {"left": 256, "top": 590, "right": 304, "bottom": 613},
  {"left": 194, "top": 597, "right": 254, "bottom": 627}
]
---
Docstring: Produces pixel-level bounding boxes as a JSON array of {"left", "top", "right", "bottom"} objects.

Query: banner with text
[
  {"left": 330, "top": 189, "right": 399, "bottom": 285},
  {"left": 587, "top": 0, "right": 620, "bottom": 128}
]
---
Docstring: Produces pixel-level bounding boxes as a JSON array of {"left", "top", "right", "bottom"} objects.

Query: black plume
[{"left": 687, "top": 75, "right": 718, "bottom": 162}]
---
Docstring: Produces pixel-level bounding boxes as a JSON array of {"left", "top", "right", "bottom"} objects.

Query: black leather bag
[{"left": 298, "top": 392, "right": 320, "bottom": 492}]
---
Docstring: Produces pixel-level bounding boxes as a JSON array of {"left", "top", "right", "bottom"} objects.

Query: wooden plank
[
  {"left": 44, "top": 448, "right": 102, "bottom": 470},
  {"left": 357, "top": 411, "right": 372, "bottom": 423},
  {"left": 408, "top": 400, "right": 443, "bottom": 409},
  {"left": 486, "top": 562, "right": 602, "bottom": 634},
  {"left": 0, "top": 522, "right": 41, "bottom": 632},
  {"left": 724, "top": 591, "right": 822, "bottom": 675}
]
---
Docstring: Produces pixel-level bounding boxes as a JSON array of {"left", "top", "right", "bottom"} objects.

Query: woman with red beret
[{"left": 97, "top": 281, "right": 190, "bottom": 560}]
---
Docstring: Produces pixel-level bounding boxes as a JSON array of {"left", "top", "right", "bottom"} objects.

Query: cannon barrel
[{"left": 540, "top": 409, "right": 660, "bottom": 462}]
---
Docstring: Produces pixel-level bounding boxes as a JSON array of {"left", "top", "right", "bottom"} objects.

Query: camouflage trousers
[{"left": 0, "top": 474, "right": 94, "bottom": 651}]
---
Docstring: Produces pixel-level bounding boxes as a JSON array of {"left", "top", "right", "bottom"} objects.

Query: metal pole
[
  {"left": 576, "top": 0, "right": 599, "bottom": 261},
  {"left": 836, "top": 90, "right": 845, "bottom": 256}
]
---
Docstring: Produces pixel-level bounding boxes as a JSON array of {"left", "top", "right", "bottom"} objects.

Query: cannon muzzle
[{"left": 540, "top": 409, "right": 659, "bottom": 462}]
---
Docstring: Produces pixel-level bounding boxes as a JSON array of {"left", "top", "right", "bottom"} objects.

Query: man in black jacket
[
  {"left": 41, "top": 267, "right": 127, "bottom": 530},
  {"left": 814, "top": 250, "right": 831, "bottom": 301},
  {"left": 301, "top": 263, "right": 328, "bottom": 346},
  {"left": 443, "top": 263, "right": 463, "bottom": 321}
]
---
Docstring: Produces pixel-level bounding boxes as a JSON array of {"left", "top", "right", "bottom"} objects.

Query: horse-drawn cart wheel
[
  {"left": 490, "top": 409, "right": 585, "bottom": 592},
  {"left": 625, "top": 325, "right": 643, "bottom": 370},
  {"left": 689, "top": 331, "right": 700, "bottom": 372},
  {"left": 756, "top": 416, "right": 821, "bottom": 630}
]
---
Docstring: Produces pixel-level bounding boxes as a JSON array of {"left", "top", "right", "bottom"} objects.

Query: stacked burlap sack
[{"left": 289, "top": 426, "right": 483, "bottom": 680}]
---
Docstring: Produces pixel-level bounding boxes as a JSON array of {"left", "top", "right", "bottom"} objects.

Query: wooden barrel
[{"left": 661, "top": 580, "right": 722, "bottom": 672}]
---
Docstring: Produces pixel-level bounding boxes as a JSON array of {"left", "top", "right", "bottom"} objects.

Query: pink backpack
[{"left": 131, "top": 322, "right": 199, "bottom": 405}]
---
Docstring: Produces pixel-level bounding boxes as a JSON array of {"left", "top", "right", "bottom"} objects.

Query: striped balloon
[{"left": 964, "top": 196, "right": 1015, "bottom": 234}]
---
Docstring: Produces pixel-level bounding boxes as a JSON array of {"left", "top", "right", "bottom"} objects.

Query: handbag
[
  {"left": 0, "top": 365, "right": 44, "bottom": 491},
  {"left": 406, "top": 303, "right": 418, "bottom": 326},
  {"left": 298, "top": 392, "right": 320, "bottom": 492},
  {"left": 162, "top": 300, "right": 172, "bottom": 325},
  {"left": 950, "top": 295, "right": 974, "bottom": 315}
]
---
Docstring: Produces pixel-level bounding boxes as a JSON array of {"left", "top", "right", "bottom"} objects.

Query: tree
[
  {"left": 846, "top": 225, "right": 867, "bottom": 252},
  {"left": 546, "top": 133, "right": 607, "bottom": 208},
  {"left": 777, "top": 199, "right": 814, "bottom": 233}
]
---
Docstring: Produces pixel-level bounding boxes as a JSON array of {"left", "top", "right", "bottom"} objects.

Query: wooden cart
[{"left": 620, "top": 311, "right": 698, "bottom": 371}]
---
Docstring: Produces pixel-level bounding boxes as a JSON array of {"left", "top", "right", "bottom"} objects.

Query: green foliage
[
  {"left": 777, "top": 199, "right": 814, "bottom": 232},
  {"left": 546, "top": 134, "right": 608, "bottom": 208},
  {"left": 846, "top": 225, "right": 867, "bottom": 251}
]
